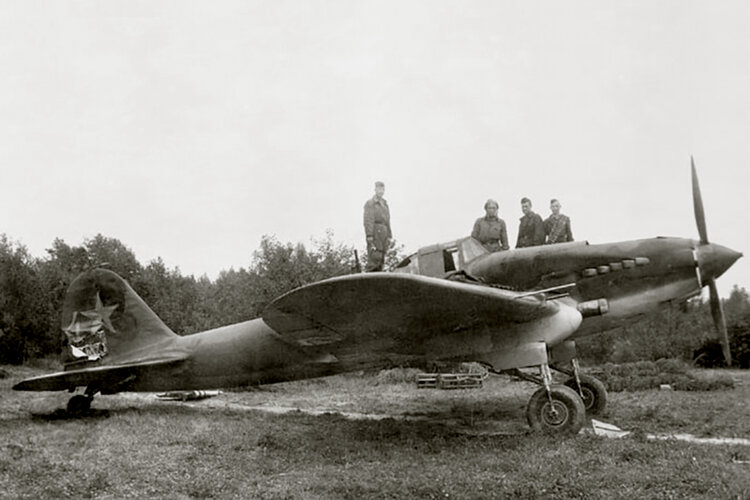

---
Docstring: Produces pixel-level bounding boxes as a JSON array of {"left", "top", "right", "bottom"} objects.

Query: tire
[
  {"left": 564, "top": 374, "right": 608, "bottom": 416},
  {"left": 526, "top": 385, "right": 585, "bottom": 434},
  {"left": 66, "top": 395, "right": 92, "bottom": 415}
]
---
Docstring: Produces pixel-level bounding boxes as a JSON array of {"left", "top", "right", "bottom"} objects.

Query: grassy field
[{"left": 2, "top": 365, "right": 750, "bottom": 499}]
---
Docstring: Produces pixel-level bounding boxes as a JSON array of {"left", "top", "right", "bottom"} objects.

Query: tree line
[
  {"left": 0, "top": 231, "right": 748, "bottom": 367},
  {"left": 0, "top": 231, "right": 387, "bottom": 364}
]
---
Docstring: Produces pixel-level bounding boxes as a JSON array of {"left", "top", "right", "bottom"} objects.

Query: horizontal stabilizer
[{"left": 12, "top": 355, "right": 187, "bottom": 392}]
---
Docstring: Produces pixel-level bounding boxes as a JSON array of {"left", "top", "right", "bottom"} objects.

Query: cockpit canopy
[{"left": 393, "top": 237, "right": 489, "bottom": 278}]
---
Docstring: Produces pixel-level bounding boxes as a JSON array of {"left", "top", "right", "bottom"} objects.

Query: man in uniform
[
  {"left": 544, "top": 198, "right": 573, "bottom": 244},
  {"left": 471, "top": 199, "right": 509, "bottom": 252},
  {"left": 363, "top": 181, "right": 392, "bottom": 272},
  {"left": 516, "top": 197, "right": 545, "bottom": 248}
]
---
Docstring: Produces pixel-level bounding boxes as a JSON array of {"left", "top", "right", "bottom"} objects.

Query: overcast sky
[{"left": 1, "top": 1, "right": 748, "bottom": 297}]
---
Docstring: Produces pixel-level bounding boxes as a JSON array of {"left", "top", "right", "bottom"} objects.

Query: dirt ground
[
  {"left": 2, "top": 365, "right": 750, "bottom": 499},
  {"left": 3, "top": 365, "right": 749, "bottom": 437}
]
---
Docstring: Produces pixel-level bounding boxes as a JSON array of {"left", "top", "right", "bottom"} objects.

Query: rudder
[{"left": 61, "top": 268, "right": 178, "bottom": 367}]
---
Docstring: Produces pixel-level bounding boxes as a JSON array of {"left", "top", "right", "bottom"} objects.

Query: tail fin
[{"left": 62, "top": 268, "right": 178, "bottom": 367}]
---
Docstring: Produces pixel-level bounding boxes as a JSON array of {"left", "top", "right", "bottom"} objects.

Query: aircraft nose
[{"left": 697, "top": 243, "right": 742, "bottom": 283}]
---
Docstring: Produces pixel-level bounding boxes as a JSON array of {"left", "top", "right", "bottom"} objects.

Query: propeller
[
  {"left": 691, "top": 157, "right": 709, "bottom": 245},
  {"left": 708, "top": 280, "right": 732, "bottom": 365},
  {"left": 691, "top": 157, "right": 732, "bottom": 366}
]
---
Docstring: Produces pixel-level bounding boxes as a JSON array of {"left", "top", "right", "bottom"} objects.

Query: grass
[
  {"left": 2, "top": 365, "right": 750, "bottom": 499},
  {"left": 590, "top": 359, "right": 736, "bottom": 392}
]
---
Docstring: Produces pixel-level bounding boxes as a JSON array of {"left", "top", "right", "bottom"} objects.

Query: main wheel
[
  {"left": 526, "top": 385, "right": 585, "bottom": 434},
  {"left": 564, "top": 374, "right": 607, "bottom": 416},
  {"left": 66, "top": 395, "right": 92, "bottom": 415}
]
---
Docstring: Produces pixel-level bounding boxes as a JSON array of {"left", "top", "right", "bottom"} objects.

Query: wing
[
  {"left": 263, "top": 273, "right": 564, "bottom": 348},
  {"left": 12, "top": 356, "right": 187, "bottom": 392}
]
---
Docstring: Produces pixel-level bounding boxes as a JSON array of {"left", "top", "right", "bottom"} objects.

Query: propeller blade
[
  {"left": 691, "top": 157, "right": 709, "bottom": 244},
  {"left": 708, "top": 278, "right": 732, "bottom": 366}
]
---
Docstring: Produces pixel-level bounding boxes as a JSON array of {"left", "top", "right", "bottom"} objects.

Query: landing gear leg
[
  {"left": 550, "top": 341, "right": 608, "bottom": 416},
  {"left": 553, "top": 358, "right": 608, "bottom": 416},
  {"left": 525, "top": 363, "right": 585, "bottom": 434}
]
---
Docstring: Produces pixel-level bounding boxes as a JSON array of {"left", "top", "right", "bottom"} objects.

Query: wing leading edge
[{"left": 263, "top": 273, "right": 570, "bottom": 348}]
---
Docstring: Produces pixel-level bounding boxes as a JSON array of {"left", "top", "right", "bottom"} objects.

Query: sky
[{"left": 1, "top": 1, "right": 748, "bottom": 297}]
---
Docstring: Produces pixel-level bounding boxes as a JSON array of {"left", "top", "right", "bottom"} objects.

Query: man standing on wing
[{"left": 363, "top": 181, "right": 392, "bottom": 272}]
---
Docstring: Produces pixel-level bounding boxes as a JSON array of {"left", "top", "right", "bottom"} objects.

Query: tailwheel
[
  {"left": 66, "top": 394, "right": 93, "bottom": 415},
  {"left": 564, "top": 374, "right": 607, "bottom": 416},
  {"left": 526, "top": 385, "right": 585, "bottom": 434}
]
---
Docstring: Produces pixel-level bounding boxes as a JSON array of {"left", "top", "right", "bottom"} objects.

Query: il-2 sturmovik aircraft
[{"left": 13, "top": 161, "right": 742, "bottom": 434}]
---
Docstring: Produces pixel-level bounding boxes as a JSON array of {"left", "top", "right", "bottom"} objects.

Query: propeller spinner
[{"left": 691, "top": 158, "right": 742, "bottom": 365}]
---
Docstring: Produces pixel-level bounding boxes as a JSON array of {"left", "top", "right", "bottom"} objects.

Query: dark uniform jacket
[
  {"left": 544, "top": 214, "right": 573, "bottom": 244},
  {"left": 472, "top": 216, "right": 509, "bottom": 252},
  {"left": 363, "top": 195, "right": 391, "bottom": 251},
  {"left": 516, "top": 211, "right": 545, "bottom": 248}
]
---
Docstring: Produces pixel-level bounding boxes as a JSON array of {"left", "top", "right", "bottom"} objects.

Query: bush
[
  {"left": 693, "top": 328, "right": 750, "bottom": 369},
  {"left": 578, "top": 295, "right": 750, "bottom": 366},
  {"left": 588, "top": 359, "right": 733, "bottom": 392}
]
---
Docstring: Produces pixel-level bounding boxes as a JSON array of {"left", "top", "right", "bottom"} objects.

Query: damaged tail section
[{"left": 62, "top": 268, "right": 179, "bottom": 367}]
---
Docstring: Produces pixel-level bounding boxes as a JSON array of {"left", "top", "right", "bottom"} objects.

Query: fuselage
[
  {"left": 396, "top": 236, "right": 741, "bottom": 338},
  {"left": 123, "top": 319, "right": 346, "bottom": 392},
  {"left": 19, "top": 236, "right": 739, "bottom": 395}
]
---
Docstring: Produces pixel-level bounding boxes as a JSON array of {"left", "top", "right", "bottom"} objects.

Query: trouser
[
  {"left": 365, "top": 225, "right": 389, "bottom": 272},
  {"left": 365, "top": 246, "right": 385, "bottom": 272}
]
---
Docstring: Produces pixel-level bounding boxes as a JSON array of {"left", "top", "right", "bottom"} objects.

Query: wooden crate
[{"left": 417, "top": 373, "right": 485, "bottom": 390}]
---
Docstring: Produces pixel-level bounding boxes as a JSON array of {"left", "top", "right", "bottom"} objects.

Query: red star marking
[{"left": 63, "top": 292, "right": 118, "bottom": 336}]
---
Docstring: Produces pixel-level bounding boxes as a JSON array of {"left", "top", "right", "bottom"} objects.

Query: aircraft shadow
[
  {"left": 15, "top": 396, "right": 529, "bottom": 437},
  {"left": 30, "top": 408, "right": 111, "bottom": 420}
]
